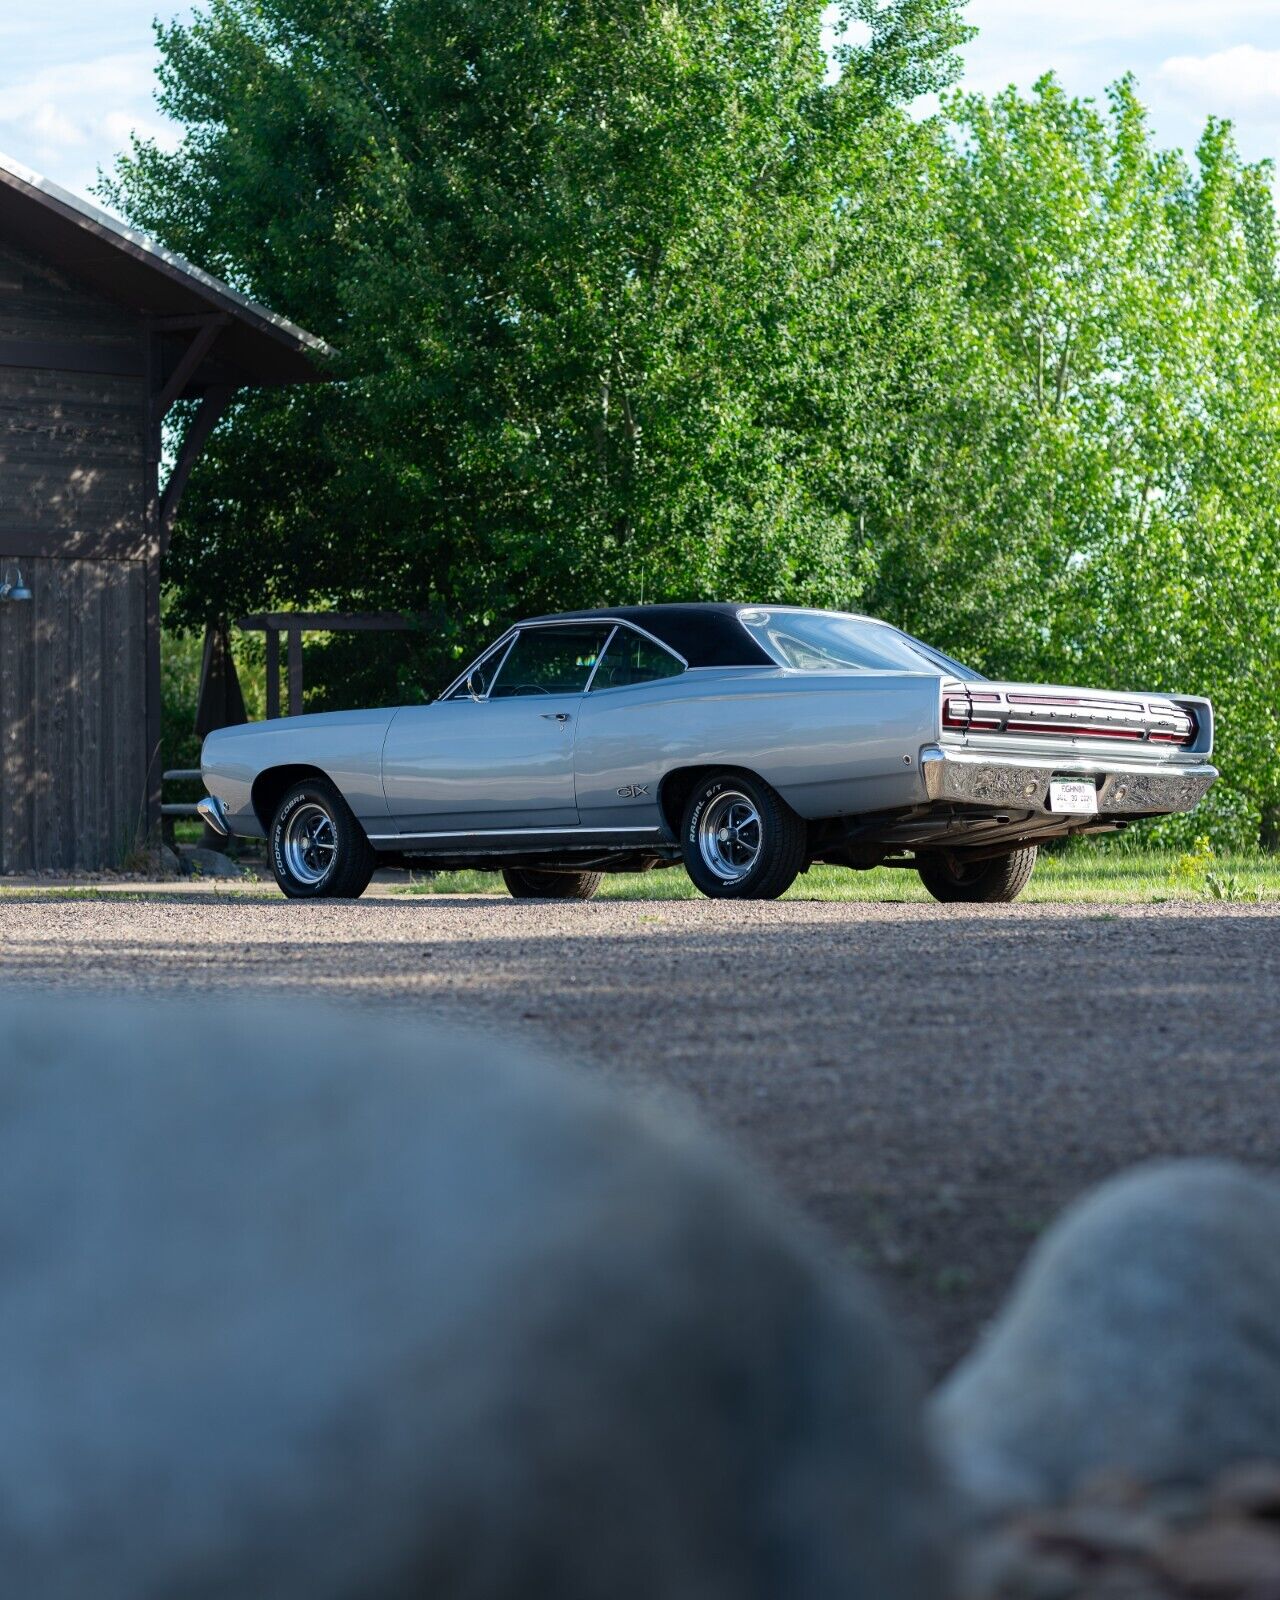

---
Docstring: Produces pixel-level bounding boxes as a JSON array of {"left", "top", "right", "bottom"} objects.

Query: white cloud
[
  {"left": 24, "top": 102, "right": 87, "bottom": 150},
  {"left": 0, "top": 49, "right": 174, "bottom": 194},
  {"left": 1157, "top": 45, "right": 1280, "bottom": 126},
  {"left": 965, "top": 1, "right": 1280, "bottom": 48}
]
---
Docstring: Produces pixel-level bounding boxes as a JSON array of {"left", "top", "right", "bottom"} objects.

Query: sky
[{"left": 1, "top": 0, "right": 1279, "bottom": 204}]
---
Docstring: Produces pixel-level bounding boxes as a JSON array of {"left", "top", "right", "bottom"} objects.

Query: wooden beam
[
  {"left": 158, "top": 383, "right": 234, "bottom": 551},
  {"left": 237, "top": 612, "right": 430, "bottom": 633},
  {"left": 265, "top": 629, "right": 281, "bottom": 719},
  {"left": 148, "top": 314, "right": 232, "bottom": 333},
  {"left": 0, "top": 336, "right": 144, "bottom": 378},
  {"left": 287, "top": 626, "right": 304, "bottom": 716},
  {"left": 143, "top": 330, "right": 163, "bottom": 844},
  {"left": 0, "top": 530, "right": 149, "bottom": 561},
  {"left": 152, "top": 314, "right": 229, "bottom": 421}
]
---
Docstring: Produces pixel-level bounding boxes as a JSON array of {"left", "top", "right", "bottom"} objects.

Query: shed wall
[
  {"left": 0, "top": 240, "right": 152, "bottom": 871},
  {"left": 0, "top": 556, "right": 147, "bottom": 872}
]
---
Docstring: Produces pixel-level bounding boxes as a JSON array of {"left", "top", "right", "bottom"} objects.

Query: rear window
[{"left": 738, "top": 610, "right": 979, "bottom": 678}]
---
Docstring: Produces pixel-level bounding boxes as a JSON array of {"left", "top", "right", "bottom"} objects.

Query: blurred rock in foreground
[
  {"left": 934, "top": 1160, "right": 1280, "bottom": 1515},
  {"left": 0, "top": 995, "right": 947, "bottom": 1600}
]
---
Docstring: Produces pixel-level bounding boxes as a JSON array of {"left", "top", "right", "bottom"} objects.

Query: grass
[{"left": 398, "top": 849, "right": 1280, "bottom": 905}]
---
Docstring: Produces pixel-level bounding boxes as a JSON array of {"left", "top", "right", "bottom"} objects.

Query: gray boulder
[
  {"left": 0, "top": 996, "right": 948, "bottom": 1599},
  {"left": 178, "top": 844, "right": 244, "bottom": 878},
  {"left": 933, "top": 1160, "right": 1280, "bottom": 1514}
]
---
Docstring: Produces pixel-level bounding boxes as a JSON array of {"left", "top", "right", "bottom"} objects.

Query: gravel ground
[{"left": 1, "top": 890, "right": 1276, "bottom": 1376}]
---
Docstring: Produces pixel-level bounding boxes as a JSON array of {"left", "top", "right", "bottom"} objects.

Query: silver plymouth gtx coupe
[{"left": 198, "top": 604, "right": 1216, "bottom": 903}]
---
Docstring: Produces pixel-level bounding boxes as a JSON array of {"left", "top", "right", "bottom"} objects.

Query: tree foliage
[
  {"left": 862, "top": 78, "right": 1280, "bottom": 845},
  {"left": 105, "top": 0, "right": 966, "bottom": 681},
  {"left": 105, "top": 12, "right": 1280, "bottom": 844}
]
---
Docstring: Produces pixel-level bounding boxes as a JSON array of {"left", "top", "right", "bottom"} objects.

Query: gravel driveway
[{"left": 1, "top": 890, "right": 1275, "bottom": 1375}]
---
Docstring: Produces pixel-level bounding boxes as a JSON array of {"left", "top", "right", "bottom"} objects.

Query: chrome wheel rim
[
  {"left": 697, "top": 790, "right": 763, "bottom": 882},
  {"left": 282, "top": 802, "right": 336, "bottom": 886}
]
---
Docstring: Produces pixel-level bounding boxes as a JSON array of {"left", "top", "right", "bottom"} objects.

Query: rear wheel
[
  {"left": 270, "top": 779, "right": 376, "bottom": 900},
  {"left": 680, "top": 771, "right": 806, "bottom": 900},
  {"left": 502, "top": 867, "right": 603, "bottom": 901},
  {"left": 916, "top": 845, "right": 1037, "bottom": 904}
]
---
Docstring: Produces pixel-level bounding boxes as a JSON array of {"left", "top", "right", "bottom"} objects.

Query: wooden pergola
[{"left": 236, "top": 613, "right": 428, "bottom": 718}]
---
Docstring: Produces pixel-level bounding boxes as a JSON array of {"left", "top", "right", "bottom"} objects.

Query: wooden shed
[{"left": 0, "top": 151, "right": 327, "bottom": 873}]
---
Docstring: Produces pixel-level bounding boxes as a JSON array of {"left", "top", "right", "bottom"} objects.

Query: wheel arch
[
  {"left": 658, "top": 763, "right": 796, "bottom": 838},
  {"left": 251, "top": 764, "right": 338, "bottom": 833}
]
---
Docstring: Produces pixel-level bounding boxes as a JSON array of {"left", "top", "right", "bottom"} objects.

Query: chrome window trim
[
  {"left": 441, "top": 630, "right": 517, "bottom": 702},
  {"left": 582, "top": 626, "right": 618, "bottom": 693},
  {"left": 611, "top": 618, "right": 688, "bottom": 669},
  {"left": 441, "top": 616, "right": 687, "bottom": 702},
  {"left": 585, "top": 620, "right": 689, "bottom": 694}
]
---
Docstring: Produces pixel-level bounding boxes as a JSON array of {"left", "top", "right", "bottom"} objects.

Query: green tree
[
  {"left": 862, "top": 77, "right": 1280, "bottom": 846},
  {"left": 105, "top": 0, "right": 967, "bottom": 701}
]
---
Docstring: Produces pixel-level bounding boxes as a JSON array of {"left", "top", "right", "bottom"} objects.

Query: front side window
[
  {"left": 446, "top": 636, "right": 513, "bottom": 700},
  {"left": 738, "top": 609, "right": 980, "bottom": 678},
  {"left": 489, "top": 625, "right": 613, "bottom": 698},
  {"left": 589, "top": 628, "right": 684, "bottom": 691}
]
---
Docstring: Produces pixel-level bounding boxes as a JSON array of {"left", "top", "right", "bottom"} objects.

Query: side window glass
[
  {"left": 589, "top": 629, "right": 684, "bottom": 691},
  {"left": 489, "top": 626, "right": 613, "bottom": 699}
]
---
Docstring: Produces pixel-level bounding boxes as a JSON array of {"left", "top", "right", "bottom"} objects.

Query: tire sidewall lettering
[
  {"left": 687, "top": 778, "right": 762, "bottom": 883},
  {"left": 273, "top": 789, "right": 337, "bottom": 890},
  {"left": 686, "top": 780, "right": 725, "bottom": 847}
]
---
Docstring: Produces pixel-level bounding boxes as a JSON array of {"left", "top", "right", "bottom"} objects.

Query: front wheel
[
  {"left": 680, "top": 772, "right": 806, "bottom": 900},
  {"left": 916, "top": 845, "right": 1037, "bottom": 904},
  {"left": 270, "top": 779, "right": 376, "bottom": 900},
  {"left": 502, "top": 867, "right": 603, "bottom": 901}
]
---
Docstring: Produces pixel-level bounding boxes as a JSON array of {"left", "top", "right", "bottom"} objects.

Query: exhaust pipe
[{"left": 196, "top": 795, "right": 230, "bottom": 837}]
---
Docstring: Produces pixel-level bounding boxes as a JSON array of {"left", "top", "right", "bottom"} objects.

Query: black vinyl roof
[{"left": 523, "top": 604, "right": 775, "bottom": 668}]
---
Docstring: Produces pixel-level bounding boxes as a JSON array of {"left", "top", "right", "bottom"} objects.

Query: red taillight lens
[{"left": 943, "top": 691, "right": 1001, "bottom": 731}]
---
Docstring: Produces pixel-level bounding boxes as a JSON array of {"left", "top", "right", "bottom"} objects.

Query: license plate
[{"left": 1048, "top": 779, "right": 1099, "bottom": 815}]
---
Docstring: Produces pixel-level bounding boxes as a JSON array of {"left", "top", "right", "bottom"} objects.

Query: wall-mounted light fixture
[{"left": 0, "top": 567, "right": 32, "bottom": 603}]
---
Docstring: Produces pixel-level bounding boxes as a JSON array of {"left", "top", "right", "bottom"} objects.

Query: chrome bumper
[
  {"left": 196, "top": 795, "right": 230, "bottom": 837},
  {"left": 919, "top": 746, "right": 1218, "bottom": 817}
]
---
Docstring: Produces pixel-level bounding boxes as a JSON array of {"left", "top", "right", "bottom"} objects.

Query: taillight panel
[{"left": 941, "top": 686, "right": 1197, "bottom": 747}]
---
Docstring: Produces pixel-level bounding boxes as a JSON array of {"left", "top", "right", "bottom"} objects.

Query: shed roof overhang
[{"left": 0, "top": 150, "right": 331, "bottom": 393}]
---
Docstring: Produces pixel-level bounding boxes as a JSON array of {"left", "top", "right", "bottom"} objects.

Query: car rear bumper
[{"left": 919, "top": 745, "right": 1218, "bottom": 817}]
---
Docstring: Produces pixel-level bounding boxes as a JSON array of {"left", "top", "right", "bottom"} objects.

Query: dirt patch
[{"left": 0, "top": 894, "right": 1275, "bottom": 1376}]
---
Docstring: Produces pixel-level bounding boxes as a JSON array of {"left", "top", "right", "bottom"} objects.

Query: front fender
[{"left": 201, "top": 710, "right": 397, "bottom": 835}]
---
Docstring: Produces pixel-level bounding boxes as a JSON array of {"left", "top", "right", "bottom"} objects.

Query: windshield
[{"left": 737, "top": 609, "right": 981, "bottom": 679}]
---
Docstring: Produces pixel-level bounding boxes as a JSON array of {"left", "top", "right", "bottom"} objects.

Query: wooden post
[
  {"left": 288, "top": 625, "right": 303, "bottom": 716},
  {"left": 265, "top": 628, "right": 280, "bottom": 719},
  {"left": 142, "top": 330, "right": 163, "bottom": 845}
]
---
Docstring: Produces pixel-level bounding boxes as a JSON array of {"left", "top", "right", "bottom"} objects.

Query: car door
[
  {"left": 572, "top": 625, "right": 688, "bottom": 831},
  {"left": 380, "top": 623, "right": 613, "bottom": 835}
]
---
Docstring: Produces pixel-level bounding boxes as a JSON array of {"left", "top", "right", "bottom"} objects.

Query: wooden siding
[
  {"left": 0, "top": 240, "right": 147, "bottom": 558},
  {"left": 0, "top": 555, "right": 148, "bottom": 873}
]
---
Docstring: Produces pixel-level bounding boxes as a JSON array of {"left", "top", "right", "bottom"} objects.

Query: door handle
[{"left": 541, "top": 712, "right": 571, "bottom": 722}]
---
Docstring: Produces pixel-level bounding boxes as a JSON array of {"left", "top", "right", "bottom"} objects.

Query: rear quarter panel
[
  {"left": 574, "top": 667, "right": 941, "bottom": 830},
  {"left": 201, "top": 710, "right": 396, "bottom": 835}
]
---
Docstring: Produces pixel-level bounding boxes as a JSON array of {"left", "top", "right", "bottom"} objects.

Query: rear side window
[
  {"left": 589, "top": 629, "right": 685, "bottom": 691},
  {"left": 489, "top": 625, "right": 613, "bottom": 698}
]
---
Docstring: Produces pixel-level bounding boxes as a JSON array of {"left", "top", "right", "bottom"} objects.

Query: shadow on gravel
[{"left": 1, "top": 905, "right": 1276, "bottom": 1377}]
